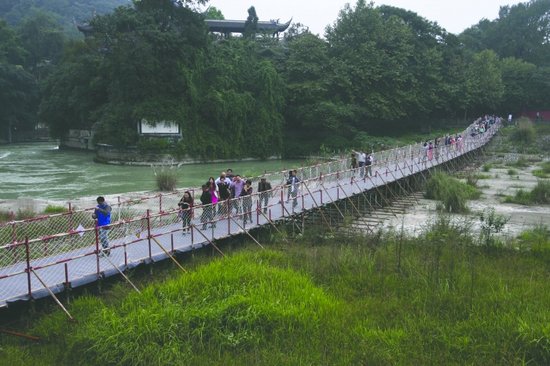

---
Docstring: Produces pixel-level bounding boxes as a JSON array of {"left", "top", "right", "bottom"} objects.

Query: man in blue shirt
[{"left": 93, "top": 196, "right": 112, "bottom": 256}]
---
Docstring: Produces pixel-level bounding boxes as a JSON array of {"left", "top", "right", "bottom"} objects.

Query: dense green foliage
[
  {"left": 2, "top": 219, "right": 550, "bottom": 364},
  {"left": 2, "top": 0, "right": 550, "bottom": 155},
  {"left": 0, "top": 0, "right": 128, "bottom": 36},
  {"left": 425, "top": 172, "right": 481, "bottom": 212}
]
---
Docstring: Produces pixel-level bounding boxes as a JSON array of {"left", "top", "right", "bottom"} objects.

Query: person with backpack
[{"left": 92, "top": 196, "right": 112, "bottom": 256}]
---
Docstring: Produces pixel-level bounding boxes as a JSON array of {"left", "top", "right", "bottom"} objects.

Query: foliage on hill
[
  {"left": 2, "top": 0, "right": 550, "bottom": 155},
  {"left": 0, "top": 0, "right": 129, "bottom": 36}
]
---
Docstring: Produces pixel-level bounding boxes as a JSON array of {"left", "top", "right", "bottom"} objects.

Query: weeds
[
  {"left": 478, "top": 208, "right": 509, "bottom": 247},
  {"left": 503, "top": 181, "right": 550, "bottom": 205},
  {"left": 152, "top": 164, "right": 179, "bottom": 191},
  {"left": 532, "top": 162, "right": 550, "bottom": 179}
]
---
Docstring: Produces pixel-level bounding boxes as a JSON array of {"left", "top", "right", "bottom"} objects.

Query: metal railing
[{"left": 0, "top": 120, "right": 499, "bottom": 307}]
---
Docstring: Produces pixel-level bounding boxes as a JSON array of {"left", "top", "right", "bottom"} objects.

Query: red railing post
[
  {"left": 94, "top": 219, "right": 100, "bottom": 277},
  {"left": 146, "top": 210, "right": 152, "bottom": 260},
  {"left": 25, "top": 237, "right": 32, "bottom": 298},
  {"left": 280, "top": 190, "right": 285, "bottom": 217},
  {"left": 227, "top": 200, "right": 231, "bottom": 235}
]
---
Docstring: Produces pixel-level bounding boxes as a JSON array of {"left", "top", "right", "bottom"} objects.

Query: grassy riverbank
[{"left": 1, "top": 217, "right": 550, "bottom": 365}]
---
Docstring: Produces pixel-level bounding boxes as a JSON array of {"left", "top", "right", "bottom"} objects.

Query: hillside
[{"left": 0, "top": 0, "right": 129, "bottom": 35}]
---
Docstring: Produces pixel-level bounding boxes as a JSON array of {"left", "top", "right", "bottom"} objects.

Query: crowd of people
[
  {"left": 94, "top": 115, "right": 499, "bottom": 251},
  {"left": 177, "top": 168, "right": 301, "bottom": 232},
  {"left": 350, "top": 150, "right": 374, "bottom": 177}
]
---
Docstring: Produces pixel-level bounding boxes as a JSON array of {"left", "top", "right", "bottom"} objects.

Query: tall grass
[
  {"left": 425, "top": 172, "right": 480, "bottom": 213},
  {"left": 3, "top": 220, "right": 550, "bottom": 365},
  {"left": 504, "top": 180, "right": 550, "bottom": 205},
  {"left": 152, "top": 164, "right": 178, "bottom": 191}
]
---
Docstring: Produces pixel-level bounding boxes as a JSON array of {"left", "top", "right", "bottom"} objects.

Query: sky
[{"left": 204, "top": 0, "right": 524, "bottom": 36}]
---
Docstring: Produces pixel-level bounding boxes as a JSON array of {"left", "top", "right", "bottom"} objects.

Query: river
[{"left": 0, "top": 143, "right": 305, "bottom": 201}]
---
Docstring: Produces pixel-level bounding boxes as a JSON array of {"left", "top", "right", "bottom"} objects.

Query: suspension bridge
[{"left": 0, "top": 122, "right": 499, "bottom": 312}]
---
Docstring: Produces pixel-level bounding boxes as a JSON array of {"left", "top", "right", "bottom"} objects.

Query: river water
[{"left": 0, "top": 143, "right": 304, "bottom": 201}]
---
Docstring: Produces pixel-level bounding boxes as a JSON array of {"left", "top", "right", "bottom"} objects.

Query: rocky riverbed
[{"left": 383, "top": 159, "right": 550, "bottom": 239}]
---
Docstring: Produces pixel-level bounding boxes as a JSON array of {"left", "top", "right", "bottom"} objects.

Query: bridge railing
[
  {"left": 1, "top": 122, "right": 480, "bottom": 249},
  {"left": 0, "top": 122, "right": 499, "bottom": 305}
]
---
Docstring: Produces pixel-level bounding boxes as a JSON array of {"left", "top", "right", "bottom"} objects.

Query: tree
[
  {"left": 499, "top": 57, "right": 537, "bottom": 114},
  {"left": 460, "top": 0, "right": 550, "bottom": 67},
  {"left": 463, "top": 50, "right": 504, "bottom": 117},
  {"left": 204, "top": 6, "right": 224, "bottom": 20},
  {"left": 0, "top": 20, "right": 37, "bottom": 142},
  {"left": 17, "top": 11, "right": 65, "bottom": 79}
]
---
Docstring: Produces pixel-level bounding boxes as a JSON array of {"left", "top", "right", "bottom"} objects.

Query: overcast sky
[{"left": 204, "top": 0, "right": 523, "bottom": 35}]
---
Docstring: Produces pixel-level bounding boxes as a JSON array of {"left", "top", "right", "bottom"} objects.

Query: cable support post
[
  {"left": 230, "top": 217, "right": 264, "bottom": 249},
  {"left": 366, "top": 175, "right": 399, "bottom": 218},
  {"left": 150, "top": 236, "right": 188, "bottom": 273},
  {"left": 301, "top": 180, "right": 334, "bottom": 233},
  {"left": 336, "top": 182, "right": 376, "bottom": 235},
  {"left": 192, "top": 224, "right": 225, "bottom": 257}
]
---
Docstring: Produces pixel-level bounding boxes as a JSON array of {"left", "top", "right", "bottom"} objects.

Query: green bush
[
  {"left": 533, "top": 162, "right": 550, "bottom": 178},
  {"left": 507, "top": 168, "right": 518, "bottom": 176},
  {"left": 425, "top": 172, "right": 480, "bottom": 213},
  {"left": 531, "top": 180, "right": 550, "bottom": 204},
  {"left": 153, "top": 165, "right": 178, "bottom": 191},
  {"left": 518, "top": 225, "right": 550, "bottom": 262},
  {"left": 482, "top": 163, "right": 492, "bottom": 172},
  {"left": 504, "top": 181, "right": 550, "bottom": 205}
]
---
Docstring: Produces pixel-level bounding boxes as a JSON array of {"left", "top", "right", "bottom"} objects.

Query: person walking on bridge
[
  {"left": 353, "top": 150, "right": 366, "bottom": 177},
  {"left": 287, "top": 169, "right": 300, "bottom": 209},
  {"left": 93, "top": 196, "right": 111, "bottom": 256},
  {"left": 258, "top": 177, "right": 272, "bottom": 214}
]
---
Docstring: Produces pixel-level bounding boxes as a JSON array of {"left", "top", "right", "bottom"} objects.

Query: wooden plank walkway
[{"left": 0, "top": 125, "right": 498, "bottom": 308}]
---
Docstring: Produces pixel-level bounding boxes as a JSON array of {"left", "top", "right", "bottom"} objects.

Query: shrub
[
  {"left": 509, "top": 157, "right": 530, "bottom": 168},
  {"left": 479, "top": 208, "right": 509, "bottom": 247},
  {"left": 511, "top": 118, "right": 536, "bottom": 144},
  {"left": 482, "top": 163, "right": 492, "bottom": 172},
  {"left": 152, "top": 164, "right": 178, "bottom": 191},
  {"left": 425, "top": 172, "right": 480, "bottom": 213},
  {"left": 533, "top": 162, "right": 550, "bottom": 179},
  {"left": 520, "top": 225, "right": 550, "bottom": 263},
  {"left": 504, "top": 181, "right": 550, "bottom": 205},
  {"left": 507, "top": 168, "right": 518, "bottom": 176},
  {"left": 531, "top": 180, "right": 550, "bottom": 204}
]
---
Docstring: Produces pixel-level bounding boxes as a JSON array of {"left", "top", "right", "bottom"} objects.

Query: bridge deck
[{"left": 0, "top": 125, "right": 497, "bottom": 308}]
